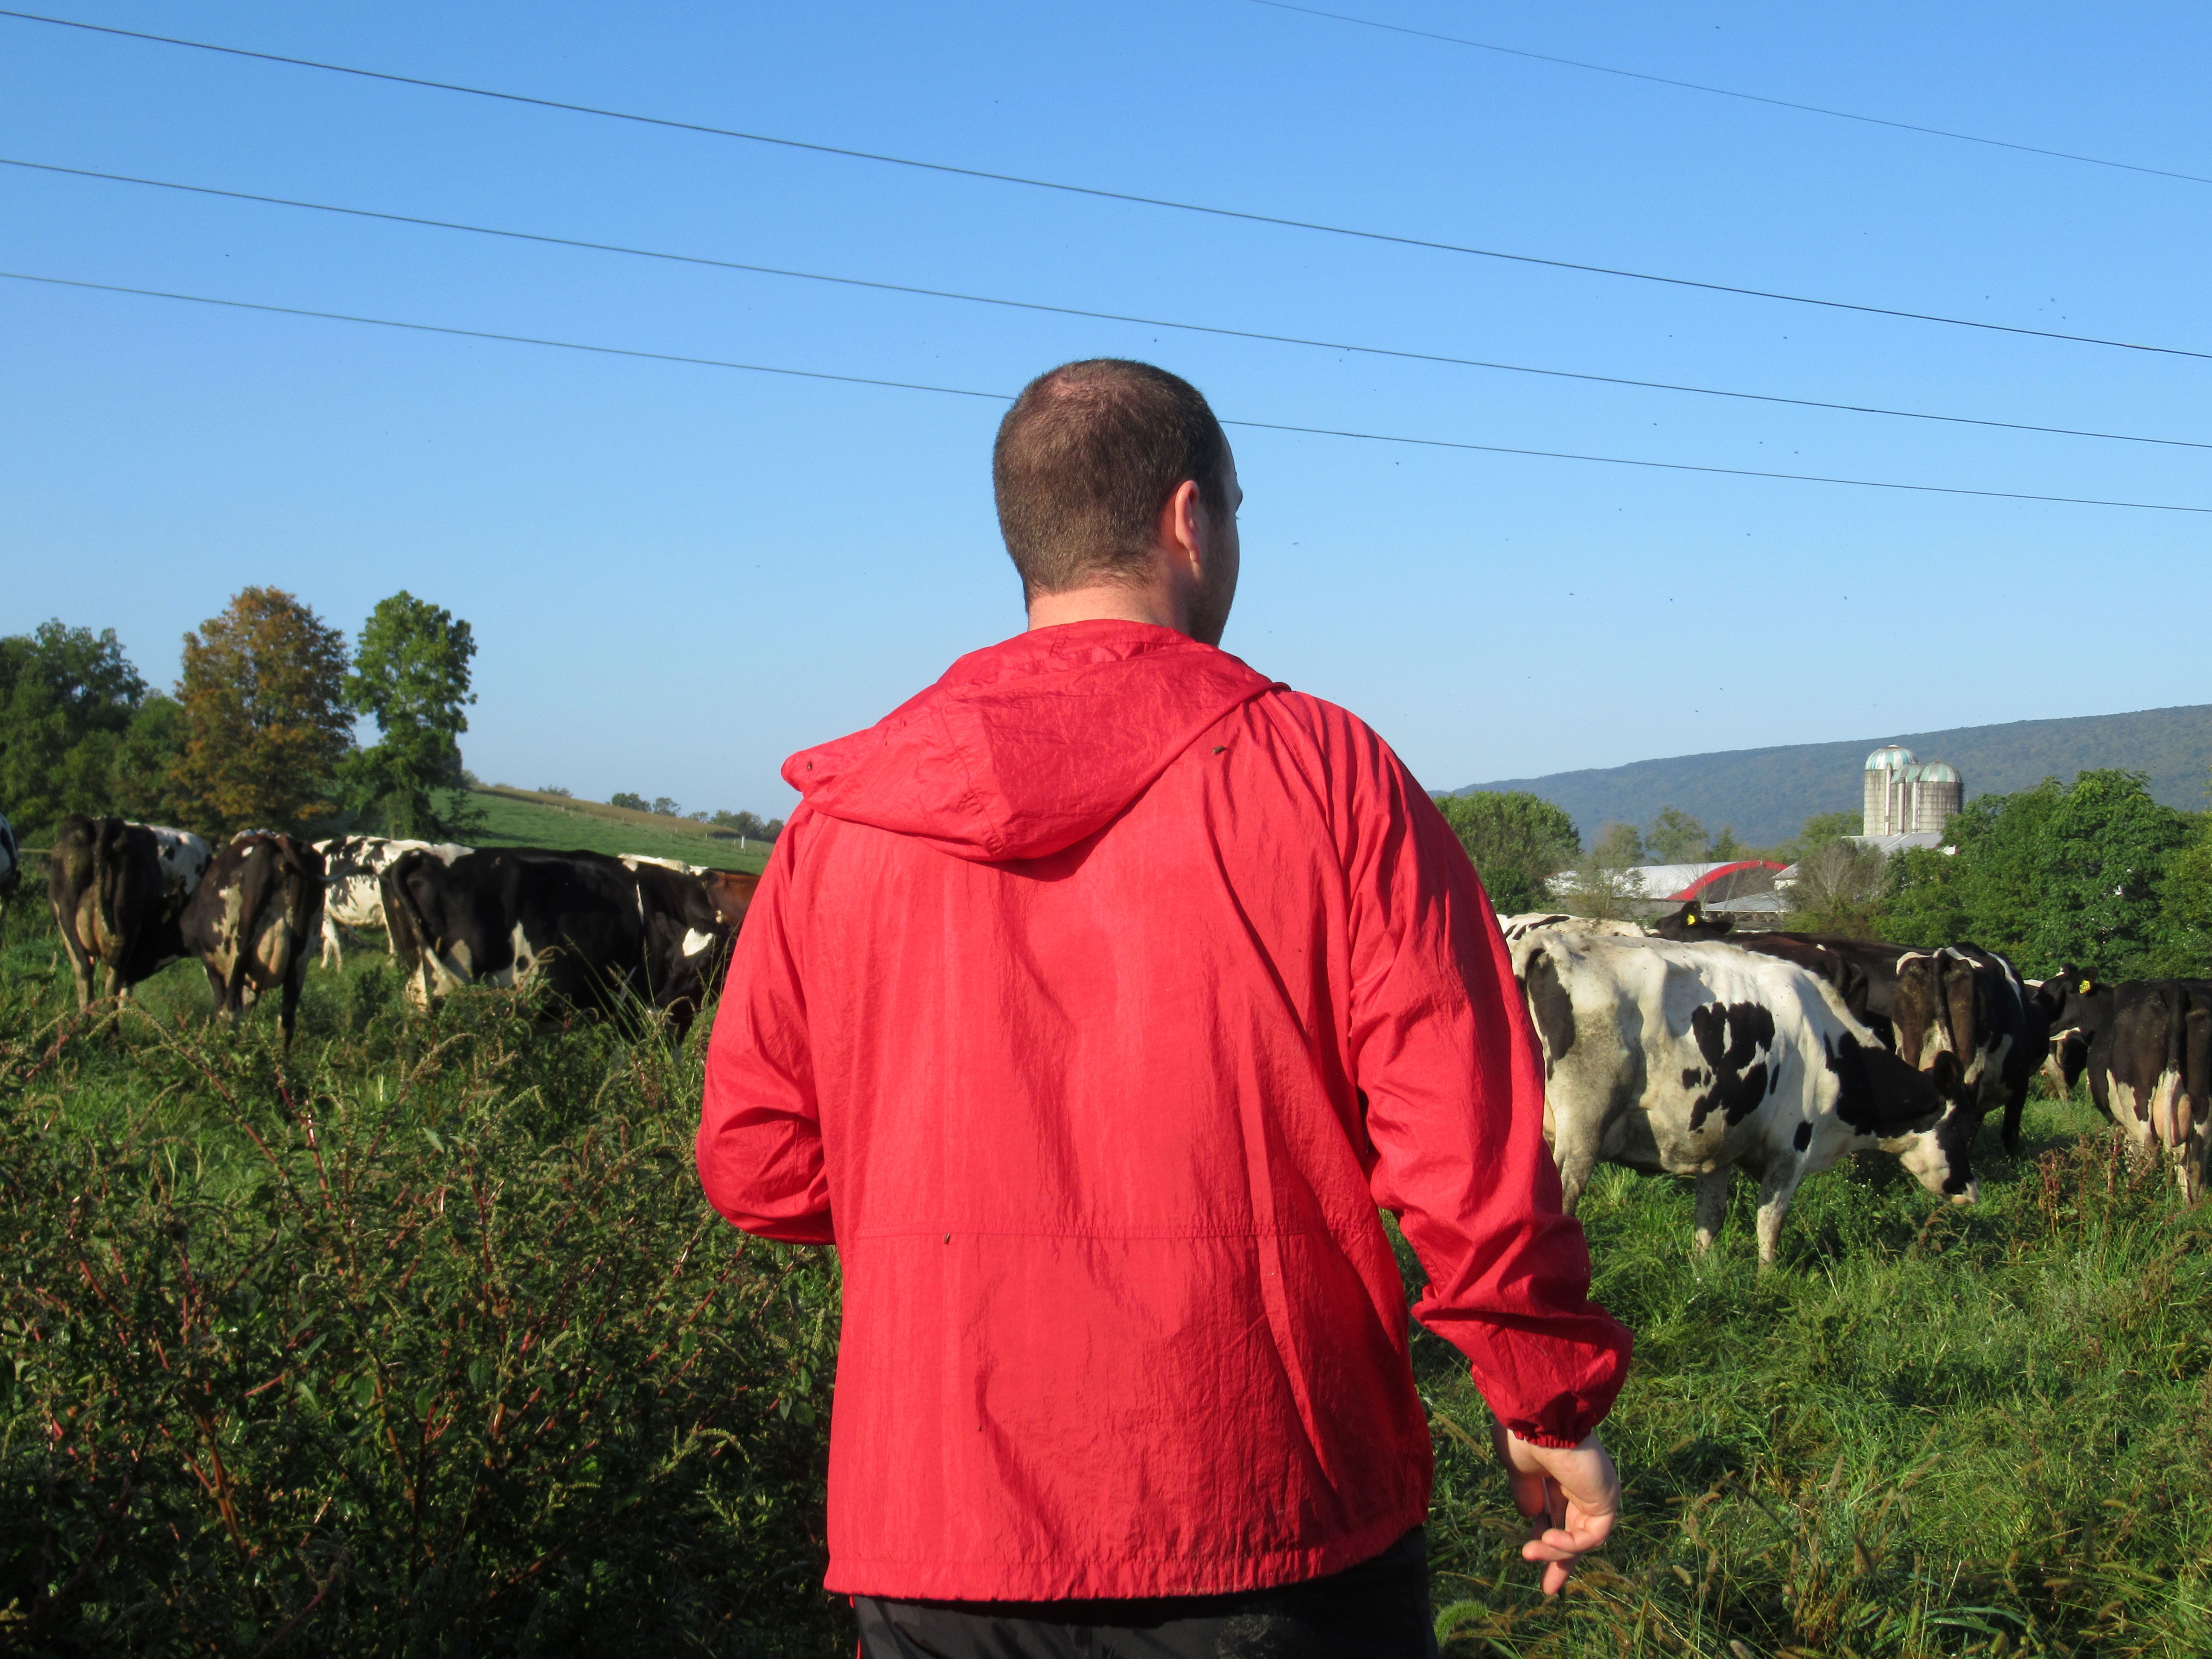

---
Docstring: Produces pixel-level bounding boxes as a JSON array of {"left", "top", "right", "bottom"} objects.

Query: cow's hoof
[{"left": 1949, "top": 1185, "right": 1979, "bottom": 1207}]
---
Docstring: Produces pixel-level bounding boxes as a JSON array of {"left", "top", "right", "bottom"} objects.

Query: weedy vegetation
[
  {"left": 0, "top": 899, "right": 842, "bottom": 1656},
  {"left": 4, "top": 890, "right": 2208, "bottom": 1656}
]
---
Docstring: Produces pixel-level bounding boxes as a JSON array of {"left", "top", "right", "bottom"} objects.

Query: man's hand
[{"left": 1490, "top": 1424, "right": 1620, "bottom": 1596}]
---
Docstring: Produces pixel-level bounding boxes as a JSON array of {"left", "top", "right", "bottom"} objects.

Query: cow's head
[
  {"left": 1827, "top": 1033, "right": 1978, "bottom": 1202},
  {"left": 1652, "top": 899, "right": 1733, "bottom": 940}
]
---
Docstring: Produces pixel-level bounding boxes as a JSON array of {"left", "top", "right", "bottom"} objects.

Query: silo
[
  {"left": 1912, "top": 760, "right": 1962, "bottom": 833},
  {"left": 1863, "top": 745, "right": 1915, "bottom": 835}
]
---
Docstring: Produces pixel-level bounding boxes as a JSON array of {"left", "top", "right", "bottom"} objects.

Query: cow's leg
[
  {"left": 321, "top": 914, "right": 343, "bottom": 972},
  {"left": 279, "top": 944, "right": 306, "bottom": 1051},
  {"left": 1753, "top": 1164, "right": 1804, "bottom": 1269},
  {"left": 1692, "top": 1166, "right": 1731, "bottom": 1255},
  {"left": 55, "top": 910, "right": 93, "bottom": 1010}
]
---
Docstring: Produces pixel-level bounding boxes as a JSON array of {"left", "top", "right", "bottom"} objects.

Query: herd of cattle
[
  {"left": 1500, "top": 904, "right": 2210, "bottom": 1259},
  {"left": 0, "top": 809, "right": 2203, "bottom": 1261},
  {"left": 0, "top": 814, "right": 758, "bottom": 1048}
]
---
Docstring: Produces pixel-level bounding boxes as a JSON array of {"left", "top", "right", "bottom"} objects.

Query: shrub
[{"left": 0, "top": 951, "right": 845, "bottom": 1655}]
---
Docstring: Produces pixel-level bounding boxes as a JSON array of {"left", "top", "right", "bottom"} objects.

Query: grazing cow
[
  {"left": 0, "top": 811, "right": 18, "bottom": 919},
  {"left": 627, "top": 862, "right": 740, "bottom": 1036},
  {"left": 1495, "top": 912, "right": 1644, "bottom": 943},
  {"left": 1729, "top": 932, "right": 2045, "bottom": 1153},
  {"left": 1512, "top": 930, "right": 1968, "bottom": 1263},
  {"left": 1943, "top": 944, "right": 2046, "bottom": 1153},
  {"left": 178, "top": 834, "right": 326, "bottom": 1048},
  {"left": 313, "top": 835, "right": 471, "bottom": 969},
  {"left": 2072, "top": 979, "right": 2212, "bottom": 1200},
  {"left": 382, "top": 846, "right": 652, "bottom": 1019},
  {"left": 45, "top": 815, "right": 189, "bottom": 1007}
]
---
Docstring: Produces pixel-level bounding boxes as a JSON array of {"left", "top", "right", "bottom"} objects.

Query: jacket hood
[{"left": 784, "top": 621, "right": 1279, "bottom": 862}]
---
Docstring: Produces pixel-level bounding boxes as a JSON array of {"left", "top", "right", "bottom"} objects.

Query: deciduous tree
[
  {"left": 340, "top": 592, "right": 477, "bottom": 839},
  {"left": 1432, "top": 791, "right": 1581, "bottom": 914},
  {"left": 175, "top": 588, "right": 352, "bottom": 835},
  {"left": 1644, "top": 806, "right": 1708, "bottom": 864}
]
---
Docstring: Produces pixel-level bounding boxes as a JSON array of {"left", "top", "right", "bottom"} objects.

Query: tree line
[
  {"left": 1436, "top": 772, "right": 2212, "bottom": 978},
  {"left": 1, "top": 590, "right": 475, "bottom": 842},
  {"left": 603, "top": 794, "right": 784, "bottom": 842}
]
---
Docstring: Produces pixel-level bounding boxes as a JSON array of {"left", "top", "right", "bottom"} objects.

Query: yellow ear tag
[
  {"left": 2080, "top": 980, "right": 2093, "bottom": 993},
  {"left": 1687, "top": 915, "right": 1697, "bottom": 926}
]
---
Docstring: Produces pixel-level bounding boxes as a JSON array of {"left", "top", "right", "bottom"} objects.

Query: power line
[
  {"left": 3, "top": 7, "right": 2204, "bottom": 364},
  {"left": 1249, "top": 0, "right": 2212, "bottom": 190},
  {"left": 6, "top": 268, "right": 2207, "bottom": 516},
  {"left": 14, "top": 155, "right": 2207, "bottom": 456}
]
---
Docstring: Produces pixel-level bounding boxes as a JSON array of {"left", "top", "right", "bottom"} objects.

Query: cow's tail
[
  {"left": 380, "top": 851, "right": 437, "bottom": 1008},
  {"left": 271, "top": 836, "right": 324, "bottom": 1048}
]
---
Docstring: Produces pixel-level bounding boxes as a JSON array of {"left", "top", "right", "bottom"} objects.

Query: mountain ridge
[{"left": 1450, "top": 703, "right": 2212, "bottom": 847}]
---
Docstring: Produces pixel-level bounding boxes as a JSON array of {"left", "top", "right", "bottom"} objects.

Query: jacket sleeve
[
  {"left": 1336, "top": 726, "right": 1631, "bottom": 1447},
  {"left": 697, "top": 816, "right": 835, "bottom": 1245}
]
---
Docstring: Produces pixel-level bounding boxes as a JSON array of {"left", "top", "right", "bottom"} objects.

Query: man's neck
[{"left": 1025, "top": 582, "right": 1187, "bottom": 637}]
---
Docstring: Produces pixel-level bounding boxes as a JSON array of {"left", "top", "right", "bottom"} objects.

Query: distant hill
[
  {"left": 1452, "top": 704, "right": 2212, "bottom": 847},
  {"left": 468, "top": 786, "right": 771, "bottom": 873}
]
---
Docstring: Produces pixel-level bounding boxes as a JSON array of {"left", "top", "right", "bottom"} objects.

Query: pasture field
[
  {"left": 3, "top": 892, "right": 2209, "bottom": 1657},
  {"left": 466, "top": 788, "right": 772, "bottom": 874}
]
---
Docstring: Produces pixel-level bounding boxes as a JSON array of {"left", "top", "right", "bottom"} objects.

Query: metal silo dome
[
  {"left": 1865, "top": 745, "right": 1915, "bottom": 770},
  {"left": 1917, "top": 761, "right": 1960, "bottom": 783}
]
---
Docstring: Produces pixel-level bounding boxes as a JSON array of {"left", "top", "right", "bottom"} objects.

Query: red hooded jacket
[{"left": 697, "top": 620, "right": 1630, "bottom": 1602}]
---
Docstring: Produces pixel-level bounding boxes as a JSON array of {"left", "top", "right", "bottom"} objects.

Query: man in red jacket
[{"left": 698, "top": 359, "right": 1631, "bottom": 1656}]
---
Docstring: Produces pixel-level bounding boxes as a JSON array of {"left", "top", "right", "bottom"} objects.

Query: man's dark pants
[{"left": 854, "top": 1526, "right": 1440, "bottom": 1658}]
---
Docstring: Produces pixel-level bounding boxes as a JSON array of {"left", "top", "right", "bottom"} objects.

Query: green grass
[
  {"left": 6, "top": 886, "right": 2209, "bottom": 1656},
  {"left": 1415, "top": 1106, "right": 2212, "bottom": 1657},
  {"left": 464, "top": 787, "right": 771, "bottom": 873}
]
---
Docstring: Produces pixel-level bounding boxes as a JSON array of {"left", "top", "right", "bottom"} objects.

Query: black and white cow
[
  {"left": 1726, "top": 932, "right": 2044, "bottom": 1154},
  {"left": 2029, "top": 966, "right": 2109, "bottom": 1101},
  {"left": 1512, "top": 930, "right": 1969, "bottom": 1264},
  {"left": 313, "top": 835, "right": 471, "bottom": 969},
  {"left": 179, "top": 833, "right": 327, "bottom": 1049},
  {"left": 45, "top": 815, "right": 189, "bottom": 1007},
  {"left": 626, "top": 861, "right": 739, "bottom": 1037},
  {"left": 0, "top": 811, "right": 19, "bottom": 920},
  {"left": 382, "top": 846, "right": 653, "bottom": 1016},
  {"left": 2069, "top": 979, "right": 2212, "bottom": 1201}
]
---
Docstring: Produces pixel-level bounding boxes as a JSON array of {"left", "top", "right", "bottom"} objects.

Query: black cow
[
  {"left": 45, "top": 814, "right": 188, "bottom": 1007},
  {"left": 2066, "top": 978, "right": 2212, "bottom": 1201},
  {"left": 178, "top": 834, "right": 327, "bottom": 1049},
  {"left": 628, "top": 862, "right": 739, "bottom": 1038},
  {"left": 383, "top": 846, "right": 653, "bottom": 1017}
]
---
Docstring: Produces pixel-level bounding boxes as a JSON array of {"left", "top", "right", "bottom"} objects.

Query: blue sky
[{"left": 5, "top": 2, "right": 2206, "bottom": 818}]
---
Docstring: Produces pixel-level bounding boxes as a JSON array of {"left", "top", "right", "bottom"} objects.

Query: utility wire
[
  {"left": 6, "top": 268, "right": 2207, "bottom": 516},
  {"left": 2, "top": 7, "right": 2204, "bottom": 364},
  {"left": 1249, "top": 0, "right": 2212, "bottom": 190},
  {"left": 12, "top": 155, "right": 2210, "bottom": 455}
]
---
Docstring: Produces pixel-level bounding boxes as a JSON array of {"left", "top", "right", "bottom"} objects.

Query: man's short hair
[{"left": 992, "top": 360, "right": 1232, "bottom": 597}]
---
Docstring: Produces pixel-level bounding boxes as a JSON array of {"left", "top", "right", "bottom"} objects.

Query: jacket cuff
[{"left": 1505, "top": 1426, "right": 1587, "bottom": 1450}]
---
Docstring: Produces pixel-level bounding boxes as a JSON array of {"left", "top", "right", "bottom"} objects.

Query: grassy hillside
[
  {"left": 465, "top": 786, "right": 771, "bottom": 873},
  {"left": 1456, "top": 702, "right": 2212, "bottom": 845}
]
